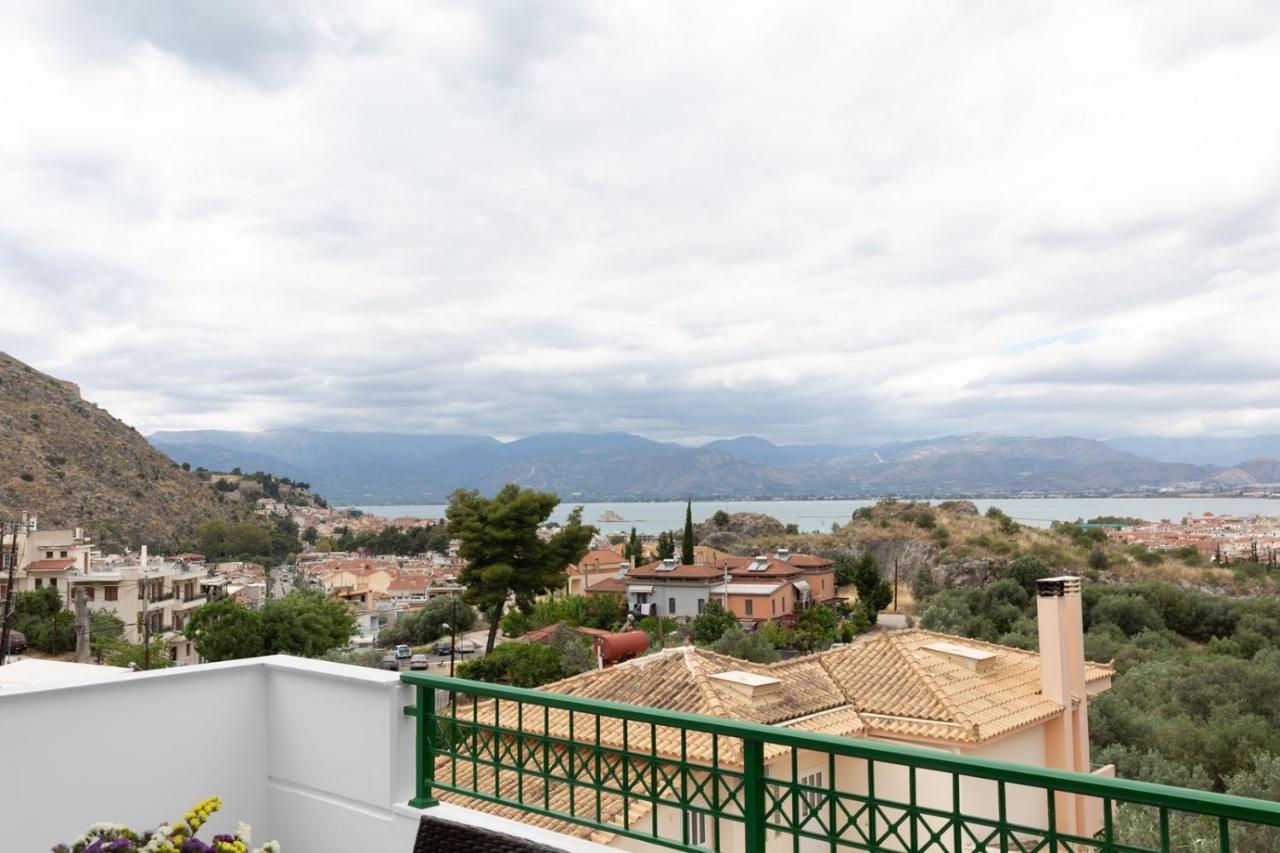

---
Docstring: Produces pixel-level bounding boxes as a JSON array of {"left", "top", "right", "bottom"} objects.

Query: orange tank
[{"left": 593, "top": 631, "right": 651, "bottom": 665}]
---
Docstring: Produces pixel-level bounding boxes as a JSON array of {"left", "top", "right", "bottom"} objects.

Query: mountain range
[{"left": 147, "top": 428, "right": 1280, "bottom": 505}]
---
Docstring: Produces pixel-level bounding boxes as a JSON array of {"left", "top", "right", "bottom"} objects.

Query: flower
[{"left": 53, "top": 800, "right": 277, "bottom": 853}]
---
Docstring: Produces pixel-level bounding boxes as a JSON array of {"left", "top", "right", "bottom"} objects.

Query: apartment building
[{"left": 0, "top": 514, "right": 93, "bottom": 603}]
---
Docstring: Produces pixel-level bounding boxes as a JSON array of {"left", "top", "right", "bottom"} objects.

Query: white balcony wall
[{"left": 0, "top": 656, "right": 622, "bottom": 853}]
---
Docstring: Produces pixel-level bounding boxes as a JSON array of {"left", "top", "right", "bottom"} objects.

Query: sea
[{"left": 357, "top": 497, "right": 1280, "bottom": 535}]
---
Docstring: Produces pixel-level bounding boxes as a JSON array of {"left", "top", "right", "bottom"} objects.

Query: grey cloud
[{"left": 55, "top": 0, "right": 324, "bottom": 87}]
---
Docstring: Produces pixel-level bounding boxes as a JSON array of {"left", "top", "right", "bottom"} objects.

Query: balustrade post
[
  {"left": 742, "top": 736, "right": 767, "bottom": 853},
  {"left": 409, "top": 684, "right": 439, "bottom": 808}
]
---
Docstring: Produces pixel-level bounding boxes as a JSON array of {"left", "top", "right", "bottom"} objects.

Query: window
[
  {"left": 105, "top": 586, "right": 118, "bottom": 602},
  {"left": 35, "top": 578, "right": 43, "bottom": 588},
  {"left": 668, "top": 597, "right": 676, "bottom": 615},
  {"left": 50, "top": 578, "right": 57, "bottom": 588},
  {"left": 696, "top": 599, "right": 705, "bottom": 614},
  {"left": 745, "top": 599, "right": 753, "bottom": 616},
  {"left": 60, "top": 551, "right": 67, "bottom": 558},
  {"left": 686, "top": 811, "right": 708, "bottom": 847},
  {"left": 798, "top": 767, "right": 825, "bottom": 812},
  {"left": 46, "top": 551, "right": 54, "bottom": 559},
  {"left": 82, "top": 587, "right": 94, "bottom": 601},
  {"left": 771, "top": 598, "right": 775, "bottom": 615}
]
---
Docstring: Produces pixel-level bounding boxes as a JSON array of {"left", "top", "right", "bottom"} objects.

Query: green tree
[
  {"left": 690, "top": 600, "right": 737, "bottom": 644},
  {"left": 456, "top": 642, "right": 565, "bottom": 688},
  {"left": 89, "top": 610, "right": 125, "bottom": 660},
  {"left": 831, "top": 553, "right": 857, "bottom": 586},
  {"left": 850, "top": 554, "right": 892, "bottom": 621},
  {"left": 681, "top": 501, "right": 695, "bottom": 565},
  {"left": 910, "top": 569, "right": 940, "bottom": 603},
  {"left": 1005, "top": 555, "right": 1050, "bottom": 596},
  {"left": 380, "top": 595, "right": 477, "bottom": 646},
  {"left": 624, "top": 527, "right": 644, "bottom": 567},
  {"left": 105, "top": 636, "right": 172, "bottom": 670},
  {"left": 793, "top": 605, "right": 840, "bottom": 651},
  {"left": 10, "top": 587, "right": 75, "bottom": 653},
  {"left": 710, "top": 625, "right": 780, "bottom": 663},
  {"left": 1089, "top": 546, "right": 1110, "bottom": 571},
  {"left": 655, "top": 531, "right": 675, "bottom": 560},
  {"left": 448, "top": 485, "right": 595, "bottom": 653},
  {"left": 261, "top": 590, "right": 355, "bottom": 657},
  {"left": 712, "top": 510, "right": 731, "bottom": 527},
  {"left": 185, "top": 597, "right": 266, "bottom": 661}
]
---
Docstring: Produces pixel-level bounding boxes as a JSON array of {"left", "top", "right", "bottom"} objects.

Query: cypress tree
[{"left": 681, "top": 500, "right": 695, "bottom": 565}]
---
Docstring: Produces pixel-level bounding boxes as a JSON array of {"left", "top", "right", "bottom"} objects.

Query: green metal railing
[{"left": 402, "top": 672, "right": 1280, "bottom": 852}]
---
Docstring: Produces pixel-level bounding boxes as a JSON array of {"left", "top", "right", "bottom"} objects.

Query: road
[{"left": 382, "top": 626, "right": 502, "bottom": 673}]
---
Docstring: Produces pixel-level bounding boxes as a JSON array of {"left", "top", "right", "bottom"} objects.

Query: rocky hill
[{"left": 0, "top": 353, "right": 241, "bottom": 549}]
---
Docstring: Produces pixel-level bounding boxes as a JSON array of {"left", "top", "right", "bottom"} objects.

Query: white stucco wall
[{"left": 0, "top": 656, "right": 623, "bottom": 853}]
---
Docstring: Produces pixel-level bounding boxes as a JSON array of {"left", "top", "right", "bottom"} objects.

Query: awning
[
  {"left": 627, "top": 585, "right": 655, "bottom": 594},
  {"left": 793, "top": 579, "right": 812, "bottom": 597}
]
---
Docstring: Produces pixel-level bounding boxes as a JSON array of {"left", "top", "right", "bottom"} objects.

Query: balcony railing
[{"left": 401, "top": 672, "right": 1280, "bottom": 853}]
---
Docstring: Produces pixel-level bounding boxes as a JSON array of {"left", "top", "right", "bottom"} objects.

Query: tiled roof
[
  {"left": 815, "top": 630, "right": 1113, "bottom": 743},
  {"left": 628, "top": 561, "right": 724, "bottom": 579},
  {"left": 27, "top": 559, "right": 76, "bottom": 570},
  {"left": 567, "top": 548, "right": 627, "bottom": 575},
  {"left": 522, "top": 623, "right": 615, "bottom": 644},
  {"left": 436, "top": 629, "right": 1114, "bottom": 841},
  {"left": 583, "top": 576, "right": 627, "bottom": 593}
]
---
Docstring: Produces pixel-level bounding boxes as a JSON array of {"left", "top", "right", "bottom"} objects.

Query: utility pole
[
  {"left": 449, "top": 595, "right": 458, "bottom": 678},
  {"left": 1, "top": 521, "right": 20, "bottom": 666},
  {"left": 73, "top": 586, "right": 90, "bottom": 663},
  {"left": 892, "top": 558, "right": 899, "bottom": 613},
  {"left": 141, "top": 550, "right": 151, "bottom": 671}
]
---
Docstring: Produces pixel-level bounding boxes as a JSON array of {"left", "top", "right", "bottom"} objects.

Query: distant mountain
[
  {"left": 1106, "top": 435, "right": 1280, "bottom": 466},
  {"left": 0, "top": 353, "right": 241, "bottom": 549},
  {"left": 148, "top": 428, "right": 1254, "bottom": 504}
]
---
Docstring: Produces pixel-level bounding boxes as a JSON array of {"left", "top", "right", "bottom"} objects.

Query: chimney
[
  {"left": 1036, "top": 576, "right": 1085, "bottom": 703},
  {"left": 710, "top": 670, "right": 783, "bottom": 702},
  {"left": 1036, "top": 575, "right": 1091, "bottom": 832}
]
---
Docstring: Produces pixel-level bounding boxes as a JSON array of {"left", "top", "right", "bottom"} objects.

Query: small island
[{"left": 597, "top": 510, "right": 628, "bottom": 523}]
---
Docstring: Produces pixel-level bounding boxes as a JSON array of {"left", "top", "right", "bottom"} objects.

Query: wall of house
[{"left": 643, "top": 581, "right": 712, "bottom": 619}]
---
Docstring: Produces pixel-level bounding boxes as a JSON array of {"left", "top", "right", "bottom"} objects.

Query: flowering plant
[{"left": 52, "top": 796, "right": 280, "bottom": 853}]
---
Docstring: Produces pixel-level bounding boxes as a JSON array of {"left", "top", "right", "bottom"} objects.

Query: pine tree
[
  {"left": 625, "top": 527, "right": 644, "bottom": 566},
  {"left": 656, "top": 531, "right": 675, "bottom": 560},
  {"left": 681, "top": 500, "right": 695, "bottom": 565}
]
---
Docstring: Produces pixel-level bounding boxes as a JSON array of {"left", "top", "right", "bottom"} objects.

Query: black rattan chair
[{"left": 412, "top": 813, "right": 568, "bottom": 852}]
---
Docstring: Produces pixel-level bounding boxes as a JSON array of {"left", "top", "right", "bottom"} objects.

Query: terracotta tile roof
[
  {"left": 27, "top": 559, "right": 76, "bottom": 571},
  {"left": 583, "top": 576, "right": 628, "bottom": 593},
  {"left": 435, "top": 629, "right": 1114, "bottom": 841},
  {"left": 567, "top": 548, "right": 627, "bottom": 575},
  {"left": 522, "top": 623, "right": 615, "bottom": 644},
  {"left": 815, "top": 629, "right": 1113, "bottom": 743},
  {"left": 388, "top": 576, "right": 431, "bottom": 592},
  {"left": 627, "top": 561, "right": 724, "bottom": 579}
]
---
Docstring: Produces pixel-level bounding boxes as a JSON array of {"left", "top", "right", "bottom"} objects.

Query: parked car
[
  {"left": 381, "top": 653, "right": 399, "bottom": 671},
  {"left": 432, "top": 640, "right": 453, "bottom": 656},
  {"left": 454, "top": 639, "right": 477, "bottom": 655},
  {"left": 409, "top": 654, "right": 428, "bottom": 671},
  {"left": 394, "top": 644, "right": 412, "bottom": 660},
  {"left": 5, "top": 630, "right": 26, "bottom": 655}
]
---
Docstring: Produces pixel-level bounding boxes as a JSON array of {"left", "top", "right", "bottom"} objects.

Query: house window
[
  {"left": 668, "top": 597, "right": 676, "bottom": 615},
  {"left": 83, "top": 587, "right": 94, "bottom": 601},
  {"left": 50, "top": 578, "right": 57, "bottom": 588},
  {"left": 697, "top": 599, "right": 705, "bottom": 614},
  {"left": 771, "top": 599, "right": 776, "bottom": 615},
  {"left": 105, "top": 586, "right": 118, "bottom": 602},
  {"left": 46, "top": 551, "right": 54, "bottom": 559},
  {"left": 745, "top": 599, "right": 753, "bottom": 616},
  {"left": 686, "top": 811, "right": 708, "bottom": 847},
  {"left": 60, "top": 551, "right": 67, "bottom": 558},
  {"left": 798, "top": 767, "right": 825, "bottom": 813},
  {"left": 35, "top": 578, "right": 43, "bottom": 588}
]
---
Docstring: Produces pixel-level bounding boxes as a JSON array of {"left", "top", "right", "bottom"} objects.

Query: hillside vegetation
[
  {"left": 708, "top": 499, "right": 1273, "bottom": 600},
  {"left": 0, "top": 353, "right": 241, "bottom": 549}
]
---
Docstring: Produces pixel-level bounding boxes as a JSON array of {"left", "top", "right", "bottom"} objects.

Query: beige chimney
[{"left": 1036, "top": 575, "right": 1091, "bottom": 832}]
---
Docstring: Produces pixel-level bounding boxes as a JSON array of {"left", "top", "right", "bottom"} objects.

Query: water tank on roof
[{"left": 593, "top": 631, "right": 650, "bottom": 665}]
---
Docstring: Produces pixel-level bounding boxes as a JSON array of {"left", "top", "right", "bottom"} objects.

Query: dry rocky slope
[{"left": 0, "top": 353, "right": 240, "bottom": 549}]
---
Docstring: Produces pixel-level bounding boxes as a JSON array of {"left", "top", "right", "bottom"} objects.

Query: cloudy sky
[{"left": 2, "top": 2, "right": 1279, "bottom": 446}]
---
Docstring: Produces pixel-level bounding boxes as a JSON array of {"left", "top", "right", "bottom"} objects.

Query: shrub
[{"left": 711, "top": 625, "right": 780, "bottom": 663}]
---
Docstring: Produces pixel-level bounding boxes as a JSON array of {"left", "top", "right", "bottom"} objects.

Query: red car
[{"left": 4, "top": 630, "right": 26, "bottom": 654}]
